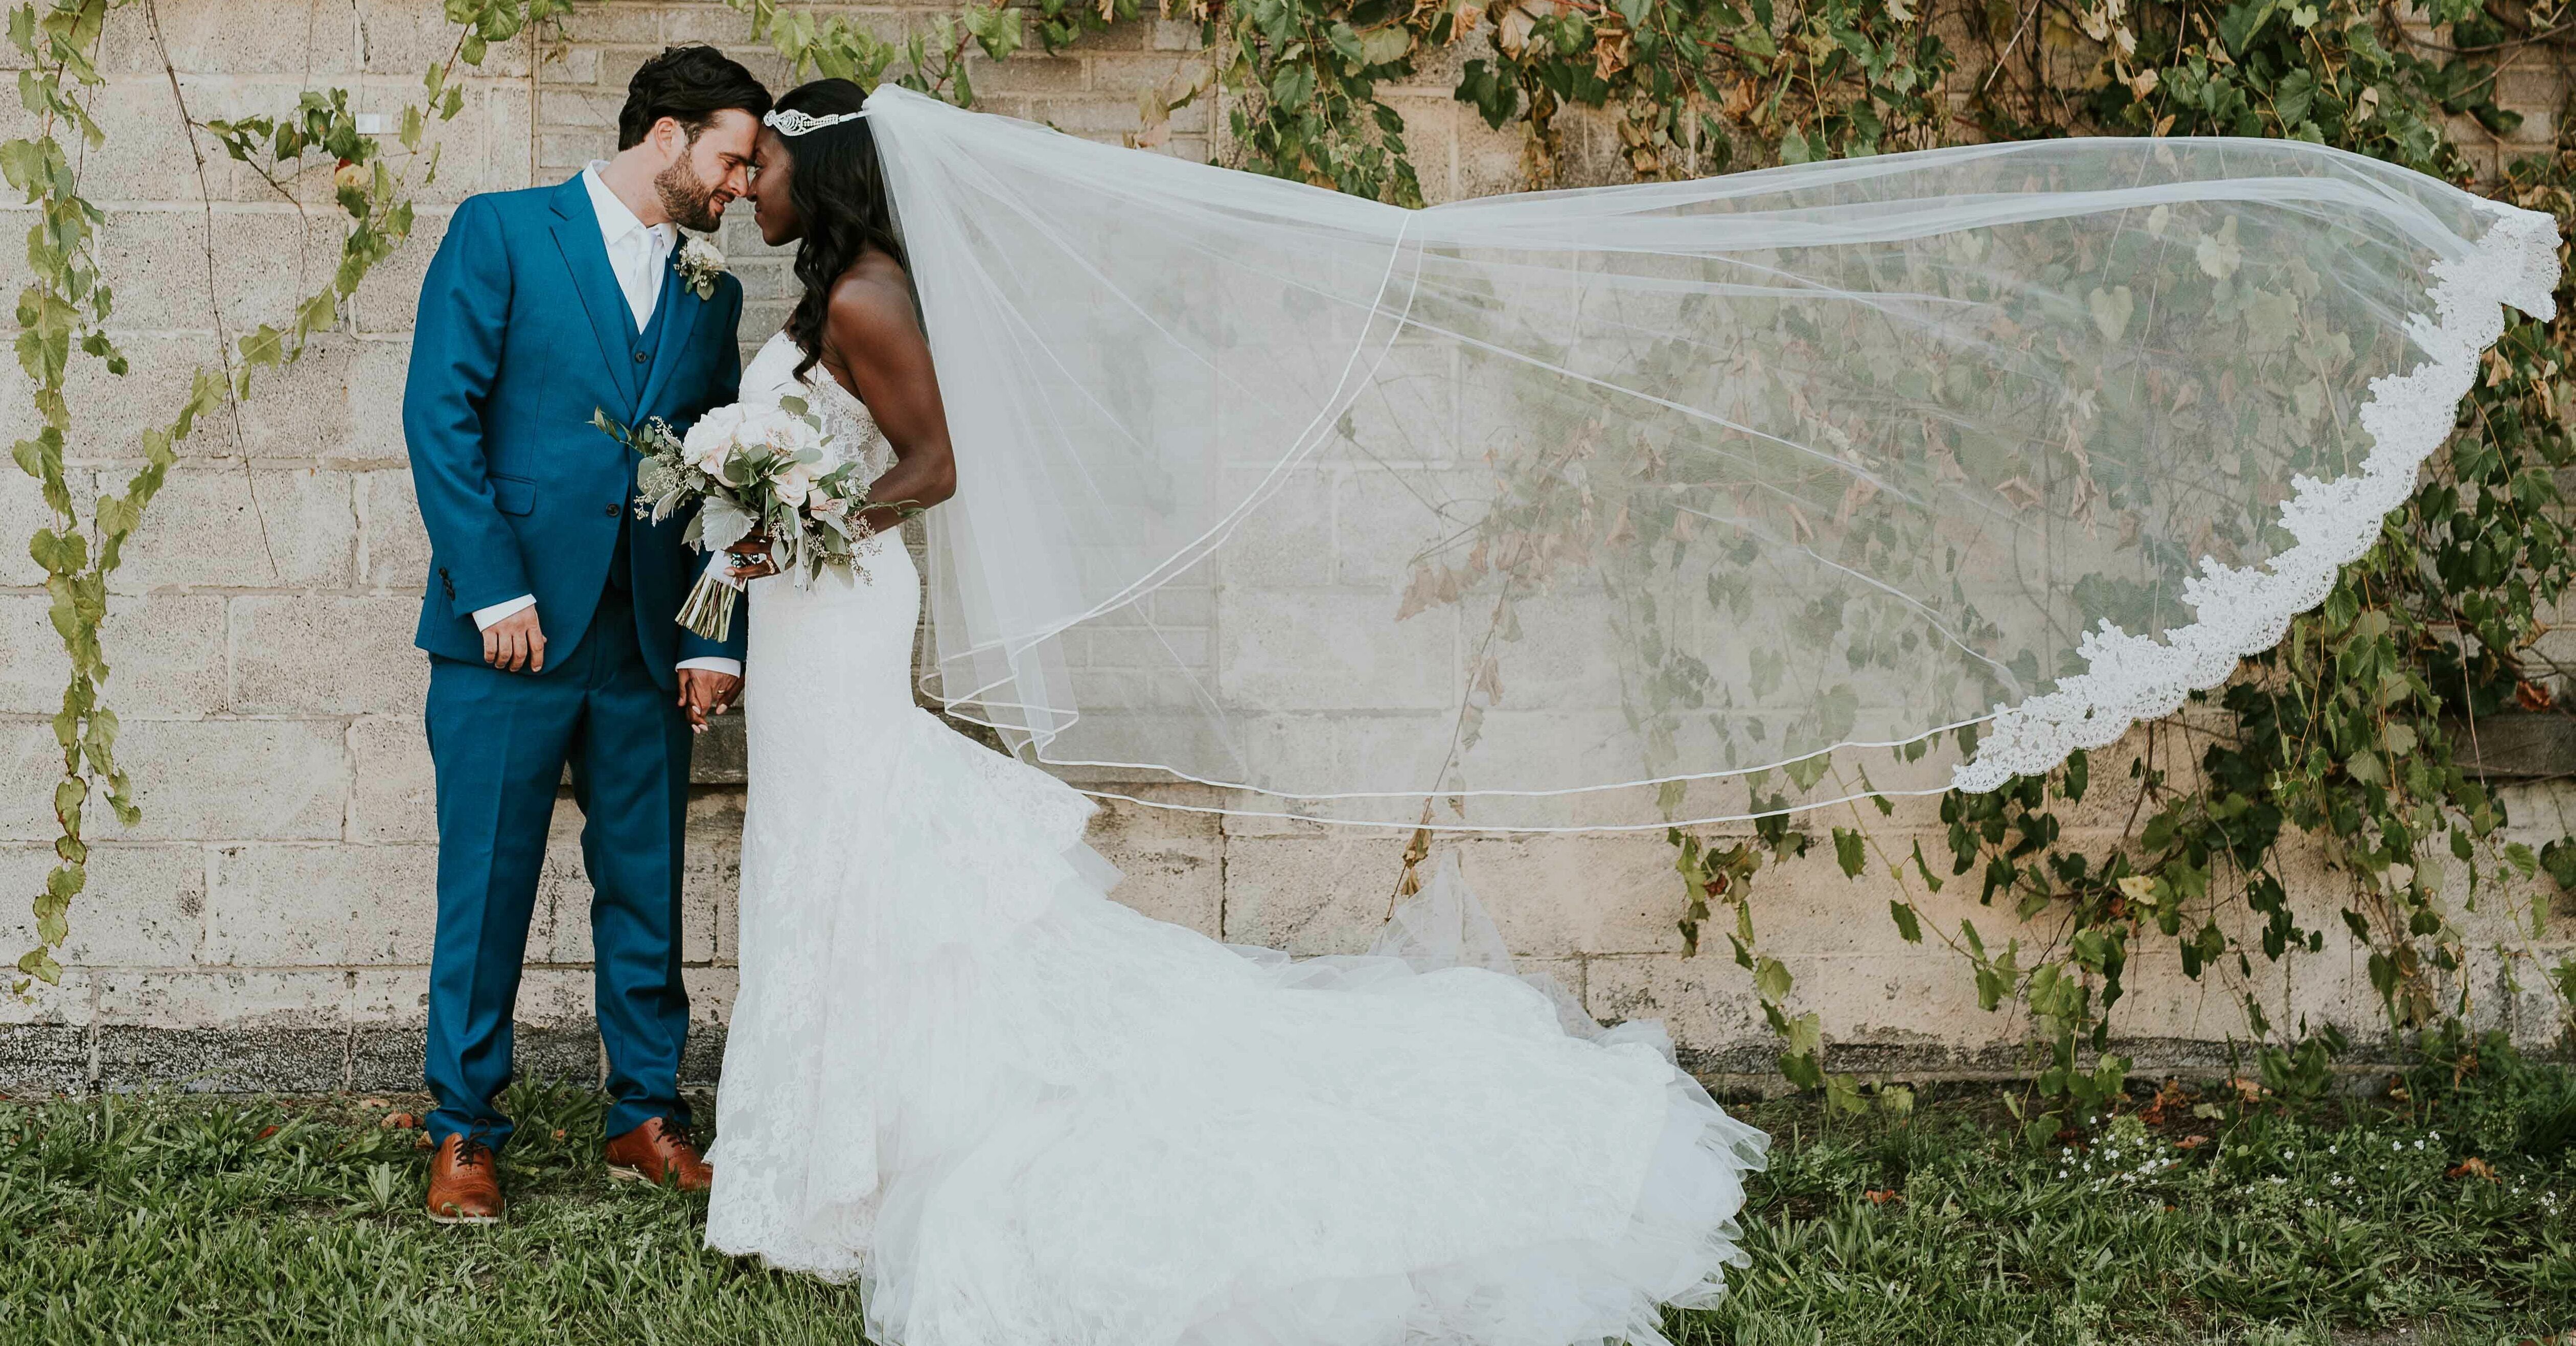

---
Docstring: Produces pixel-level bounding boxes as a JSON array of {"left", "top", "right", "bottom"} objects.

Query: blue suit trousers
[{"left": 422, "top": 584, "right": 695, "bottom": 1150}]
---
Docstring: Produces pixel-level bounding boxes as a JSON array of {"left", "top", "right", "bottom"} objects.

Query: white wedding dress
[{"left": 705, "top": 332, "right": 1769, "bottom": 1346}]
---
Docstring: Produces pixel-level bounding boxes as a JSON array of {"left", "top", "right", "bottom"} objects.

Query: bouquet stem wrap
[{"left": 676, "top": 565, "right": 741, "bottom": 642}]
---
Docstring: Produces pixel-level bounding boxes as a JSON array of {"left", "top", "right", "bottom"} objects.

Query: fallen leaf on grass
[
  {"left": 255, "top": 1125, "right": 280, "bottom": 1141},
  {"left": 381, "top": 1112, "right": 416, "bottom": 1130},
  {"left": 2447, "top": 1156, "right": 2497, "bottom": 1182},
  {"left": 2174, "top": 1135, "right": 2210, "bottom": 1150},
  {"left": 1865, "top": 1189, "right": 1902, "bottom": 1205}
]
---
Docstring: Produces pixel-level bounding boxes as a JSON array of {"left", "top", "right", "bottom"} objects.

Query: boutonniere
[{"left": 674, "top": 234, "right": 727, "bottom": 300}]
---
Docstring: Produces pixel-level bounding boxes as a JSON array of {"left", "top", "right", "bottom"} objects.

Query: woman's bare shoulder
[{"left": 824, "top": 253, "right": 919, "bottom": 342}]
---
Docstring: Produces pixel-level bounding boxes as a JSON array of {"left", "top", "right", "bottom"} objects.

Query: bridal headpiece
[{"left": 764, "top": 107, "right": 869, "bottom": 137}]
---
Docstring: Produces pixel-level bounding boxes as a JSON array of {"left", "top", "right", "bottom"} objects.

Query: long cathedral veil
[{"left": 857, "top": 84, "right": 2559, "bottom": 832}]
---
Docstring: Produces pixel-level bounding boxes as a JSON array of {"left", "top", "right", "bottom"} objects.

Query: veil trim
[{"left": 1950, "top": 200, "right": 2559, "bottom": 792}]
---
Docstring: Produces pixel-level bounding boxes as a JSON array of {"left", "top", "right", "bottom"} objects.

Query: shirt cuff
[
  {"left": 471, "top": 595, "right": 536, "bottom": 630},
  {"left": 676, "top": 657, "right": 742, "bottom": 678}
]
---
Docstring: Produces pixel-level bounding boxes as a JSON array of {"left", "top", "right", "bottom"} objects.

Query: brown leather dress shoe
[
  {"left": 426, "top": 1134, "right": 503, "bottom": 1225},
  {"left": 604, "top": 1116, "right": 713, "bottom": 1192}
]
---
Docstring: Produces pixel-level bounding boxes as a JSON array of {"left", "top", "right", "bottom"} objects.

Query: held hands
[
  {"left": 678, "top": 667, "right": 742, "bottom": 733},
  {"left": 483, "top": 606, "right": 547, "bottom": 672}
]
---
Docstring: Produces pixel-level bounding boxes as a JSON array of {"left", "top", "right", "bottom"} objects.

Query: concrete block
[
  {"left": 0, "top": 477, "right": 57, "bottom": 585},
  {"left": 348, "top": 966, "right": 430, "bottom": 1024},
  {"left": 0, "top": 334, "right": 236, "bottom": 466},
  {"left": 0, "top": 592, "right": 226, "bottom": 718},
  {"left": 1018, "top": 94, "right": 1149, "bottom": 137},
  {"left": 201, "top": 843, "right": 440, "bottom": 966},
  {"left": 686, "top": 789, "right": 743, "bottom": 964},
  {"left": 113, "top": 466, "right": 359, "bottom": 591},
  {"left": 8, "top": 74, "right": 190, "bottom": 204},
  {"left": 107, "top": 718, "right": 353, "bottom": 842},
  {"left": 0, "top": 842, "right": 204, "bottom": 969},
  {"left": 340, "top": 341, "right": 417, "bottom": 466},
  {"left": 1220, "top": 831, "right": 1410, "bottom": 953},
  {"left": 691, "top": 715, "right": 748, "bottom": 785},
  {"left": 1218, "top": 469, "right": 1333, "bottom": 588},
  {"left": 103, "top": 2, "right": 358, "bottom": 75},
  {"left": 95, "top": 1021, "right": 350, "bottom": 1092},
  {"left": 229, "top": 594, "right": 427, "bottom": 714},
  {"left": 349, "top": 714, "right": 438, "bottom": 843},
  {"left": 1444, "top": 836, "right": 1693, "bottom": 957},
  {"left": 1216, "top": 589, "right": 1457, "bottom": 712},
  {"left": 0, "top": 1023, "right": 92, "bottom": 1096},
  {"left": 97, "top": 208, "right": 346, "bottom": 335},
  {"left": 351, "top": 204, "right": 449, "bottom": 337},
  {"left": 0, "top": 722, "right": 70, "bottom": 844},
  {"left": 1095, "top": 832, "right": 1222, "bottom": 937},
  {"left": 1584, "top": 952, "right": 1766, "bottom": 1068},
  {"left": 348, "top": 1020, "right": 428, "bottom": 1093},
  {"left": 232, "top": 337, "right": 362, "bottom": 462},
  {"left": 967, "top": 54, "right": 1087, "bottom": 93},
  {"left": 91, "top": 966, "right": 351, "bottom": 1026},
  {"left": 357, "top": 469, "right": 435, "bottom": 590}
]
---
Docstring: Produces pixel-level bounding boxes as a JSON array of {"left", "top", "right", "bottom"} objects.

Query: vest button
[{"left": 633, "top": 349, "right": 650, "bottom": 363}]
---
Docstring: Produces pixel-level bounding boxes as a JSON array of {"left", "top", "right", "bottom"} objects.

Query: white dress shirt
[{"left": 472, "top": 165, "right": 740, "bottom": 679}]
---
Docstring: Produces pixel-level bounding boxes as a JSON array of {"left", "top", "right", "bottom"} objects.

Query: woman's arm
[{"left": 824, "top": 264, "right": 958, "bottom": 534}]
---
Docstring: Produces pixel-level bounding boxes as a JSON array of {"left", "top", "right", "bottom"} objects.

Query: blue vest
[{"left": 606, "top": 262, "right": 682, "bottom": 594}]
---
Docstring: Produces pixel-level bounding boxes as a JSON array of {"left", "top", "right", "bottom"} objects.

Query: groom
[{"left": 402, "top": 45, "right": 767, "bottom": 1224}]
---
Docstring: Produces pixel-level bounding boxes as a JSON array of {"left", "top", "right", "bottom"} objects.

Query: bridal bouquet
[{"left": 595, "top": 397, "right": 900, "bottom": 641}]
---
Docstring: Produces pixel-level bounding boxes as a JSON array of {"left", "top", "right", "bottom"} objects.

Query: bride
[
  {"left": 703, "top": 78, "right": 1769, "bottom": 1346},
  {"left": 698, "top": 60, "right": 2556, "bottom": 1343}
]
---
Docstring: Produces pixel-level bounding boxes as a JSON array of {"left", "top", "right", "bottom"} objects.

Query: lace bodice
[{"left": 741, "top": 332, "right": 896, "bottom": 490}]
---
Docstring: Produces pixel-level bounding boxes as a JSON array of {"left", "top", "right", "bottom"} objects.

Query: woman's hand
[{"left": 726, "top": 533, "right": 780, "bottom": 581}]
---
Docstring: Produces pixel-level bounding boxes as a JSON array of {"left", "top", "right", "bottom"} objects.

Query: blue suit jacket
[{"left": 403, "top": 174, "right": 749, "bottom": 688}]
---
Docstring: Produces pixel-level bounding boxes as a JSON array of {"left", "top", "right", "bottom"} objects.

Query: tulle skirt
[{"left": 705, "top": 541, "right": 1768, "bottom": 1346}]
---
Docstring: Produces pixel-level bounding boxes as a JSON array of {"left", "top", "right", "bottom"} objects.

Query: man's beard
[{"left": 654, "top": 154, "right": 726, "bottom": 232}]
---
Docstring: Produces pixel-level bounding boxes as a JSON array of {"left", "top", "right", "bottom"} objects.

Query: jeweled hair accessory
[{"left": 764, "top": 107, "right": 869, "bottom": 137}]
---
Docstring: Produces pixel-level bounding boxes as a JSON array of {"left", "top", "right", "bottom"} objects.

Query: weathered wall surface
[{"left": 1, "top": 1, "right": 2568, "bottom": 1096}]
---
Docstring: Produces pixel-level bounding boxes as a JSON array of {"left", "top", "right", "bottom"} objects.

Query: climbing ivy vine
[{"left": 5, "top": 0, "right": 555, "bottom": 990}]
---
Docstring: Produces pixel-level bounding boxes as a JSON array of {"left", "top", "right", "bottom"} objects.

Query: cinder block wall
[{"left": 0, "top": 1, "right": 2567, "bottom": 1094}]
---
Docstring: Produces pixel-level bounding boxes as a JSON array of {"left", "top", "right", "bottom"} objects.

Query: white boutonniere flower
[{"left": 674, "top": 234, "right": 727, "bottom": 300}]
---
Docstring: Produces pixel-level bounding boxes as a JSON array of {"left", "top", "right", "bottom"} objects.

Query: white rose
[
  {"left": 683, "top": 404, "right": 752, "bottom": 479},
  {"left": 771, "top": 459, "right": 819, "bottom": 509}
]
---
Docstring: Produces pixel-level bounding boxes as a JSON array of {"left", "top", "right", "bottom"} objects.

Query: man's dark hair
[{"left": 615, "top": 45, "right": 771, "bottom": 151}]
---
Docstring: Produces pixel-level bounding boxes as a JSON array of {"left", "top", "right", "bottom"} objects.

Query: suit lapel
[
  {"left": 635, "top": 261, "right": 701, "bottom": 415},
  {"left": 546, "top": 174, "right": 642, "bottom": 406}
]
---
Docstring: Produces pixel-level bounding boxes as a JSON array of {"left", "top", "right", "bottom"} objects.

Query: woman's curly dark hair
[{"left": 771, "top": 79, "right": 909, "bottom": 383}]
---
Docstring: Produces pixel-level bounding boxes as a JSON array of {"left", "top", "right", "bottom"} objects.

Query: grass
[{"left": 2, "top": 1041, "right": 2570, "bottom": 1345}]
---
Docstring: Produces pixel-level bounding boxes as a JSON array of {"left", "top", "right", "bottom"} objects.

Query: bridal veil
[{"left": 859, "top": 84, "right": 2559, "bottom": 831}]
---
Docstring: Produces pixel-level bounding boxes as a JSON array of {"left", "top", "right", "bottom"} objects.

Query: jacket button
[
  {"left": 633, "top": 349, "right": 650, "bottom": 363},
  {"left": 604, "top": 504, "right": 619, "bottom": 516}
]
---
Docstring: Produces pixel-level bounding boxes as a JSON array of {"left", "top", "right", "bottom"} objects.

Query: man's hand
[
  {"left": 677, "top": 667, "right": 743, "bottom": 732},
  {"left": 482, "top": 606, "right": 546, "bottom": 672}
]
